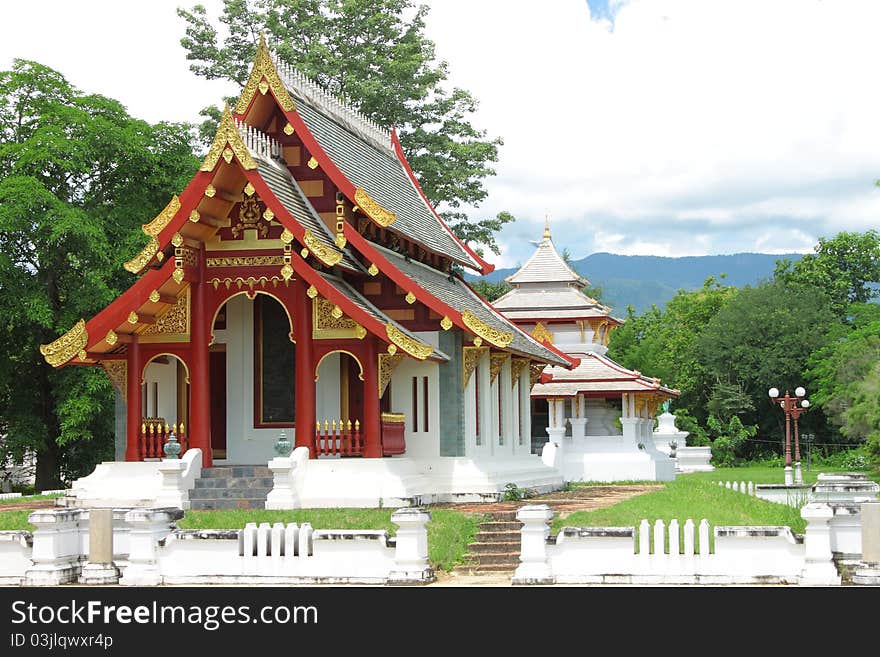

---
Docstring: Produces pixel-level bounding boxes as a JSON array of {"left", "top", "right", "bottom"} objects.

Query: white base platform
[
  {"left": 270, "top": 453, "right": 564, "bottom": 508},
  {"left": 542, "top": 436, "right": 676, "bottom": 483}
]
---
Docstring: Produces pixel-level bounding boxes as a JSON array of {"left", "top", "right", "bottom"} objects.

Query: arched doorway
[
  {"left": 210, "top": 291, "right": 296, "bottom": 463},
  {"left": 140, "top": 353, "right": 190, "bottom": 460},
  {"left": 314, "top": 350, "right": 365, "bottom": 457}
]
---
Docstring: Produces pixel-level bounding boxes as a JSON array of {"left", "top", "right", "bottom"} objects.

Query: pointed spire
[{"left": 543, "top": 213, "right": 552, "bottom": 240}]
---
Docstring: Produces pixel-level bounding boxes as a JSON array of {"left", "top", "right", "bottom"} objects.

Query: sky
[{"left": 2, "top": 0, "right": 880, "bottom": 269}]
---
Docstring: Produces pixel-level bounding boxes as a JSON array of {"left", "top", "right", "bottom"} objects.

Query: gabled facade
[
  {"left": 39, "top": 35, "right": 569, "bottom": 501},
  {"left": 494, "top": 224, "right": 678, "bottom": 482}
]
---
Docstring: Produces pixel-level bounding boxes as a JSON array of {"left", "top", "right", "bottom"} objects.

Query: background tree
[
  {"left": 774, "top": 229, "right": 880, "bottom": 318},
  {"left": 0, "top": 60, "right": 198, "bottom": 488},
  {"left": 178, "top": 0, "right": 514, "bottom": 255}
]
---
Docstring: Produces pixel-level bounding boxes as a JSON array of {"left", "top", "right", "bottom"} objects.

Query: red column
[
  {"left": 190, "top": 278, "right": 213, "bottom": 468},
  {"left": 362, "top": 336, "right": 382, "bottom": 458},
  {"left": 125, "top": 336, "right": 142, "bottom": 461},
  {"left": 294, "top": 278, "right": 315, "bottom": 457}
]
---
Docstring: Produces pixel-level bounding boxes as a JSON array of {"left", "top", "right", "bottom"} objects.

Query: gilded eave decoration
[
  {"left": 378, "top": 353, "right": 405, "bottom": 397},
  {"left": 510, "top": 358, "right": 530, "bottom": 388},
  {"left": 233, "top": 34, "right": 296, "bottom": 114},
  {"left": 200, "top": 105, "right": 257, "bottom": 172},
  {"left": 141, "top": 195, "right": 181, "bottom": 237},
  {"left": 461, "top": 309, "right": 513, "bottom": 348},
  {"left": 100, "top": 361, "right": 127, "bottom": 401},
  {"left": 385, "top": 324, "right": 433, "bottom": 360},
  {"left": 141, "top": 293, "right": 189, "bottom": 338},
  {"left": 462, "top": 345, "right": 489, "bottom": 387},
  {"left": 529, "top": 362, "right": 546, "bottom": 387},
  {"left": 124, "top": 236, "right": 160, "bottom": 274},
  {"left": 530, "top": 322, "right": 554, "bottom": 344},
  {"left": 354, "top": 188, "right": 396, "bottom": 227},
  {"left": 489, "top": 352, "right": 510, "bottom": 384},
  {"left": 40, "top": 319, "right": 88, "bottom": 368},
  {"left": 312, "top": 296, "right": 366, "bottom": 339},
  {"left": 302, "top": 230, "right": 343, "bottom": 267}
]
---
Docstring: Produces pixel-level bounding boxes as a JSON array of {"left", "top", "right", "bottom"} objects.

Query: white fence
[
  {"left": 513, "top": 503, "right": 842, "bottom": 586},
  {"left": 0, "top": 507, "right": 434, "bottom": 587}
]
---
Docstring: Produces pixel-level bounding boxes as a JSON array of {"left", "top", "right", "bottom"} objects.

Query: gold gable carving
[
  {"left": 510, "top": 358, "right": 530, "bottom": 388},
  {"left": 354, "top": 188, "right": 396, "bottom": 227},
  {"left": 141, "top": 196, "right": 181, "bottom": 237},
  {"left": 461, "top": 309, "right": 513, "bottom": 348},
  {"left": 378, "top": 353, "right": 405, "bottom": 397},
  {"left": 489, "top": 352, "right": 510, "bottom": 384},
  {"left": 234, "top": 34, "right": 296, "bottom": 114},
  {"left": 531, "top": 322, "right": 553, "bottom": 344},
  {"left": 385, "top": 324, "right": 433, "bottom": 360},
  {"left": 124, "top": 236, "right": 160, "bottom": 274},
  {"left": 141, "top": 293, "right": 189, "bottom": 337},
  {"left": 312, "top": 296, "right": 364, "bottom": 339},
  {"left": 200, "top": 105, "right": 257, "bottom": 172},
  {"left": 462, "top": 346, "right": 489, "bottom": 387},
  {"left": 40, "top": 319, "right": 88, "bottom": 368},
  {"left": 101, "top": 360, "right": 127, "bottom": 401}
]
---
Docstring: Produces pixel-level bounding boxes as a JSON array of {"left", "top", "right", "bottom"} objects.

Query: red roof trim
[{"left": 390, "top": 127, "right": 493, "bottom": 275}]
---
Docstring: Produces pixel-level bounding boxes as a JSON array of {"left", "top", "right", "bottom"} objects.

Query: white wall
[
  {"left": 142, "top": 358, "right": 179, "bottom": 426},
  {"left": 388, "top": 356, "right": 439, "bottom": 459},
  {"left": 315, "top": 352, "right": 341, "bottom": 424}
]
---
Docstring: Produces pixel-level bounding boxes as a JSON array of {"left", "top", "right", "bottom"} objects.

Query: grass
[
  {"left": 179, "top": 507, "right": 487, "bottom": 573},
  {"left": 0, "top": 511, "right": 33, "bottom": 531},
  {"left": 0, "top": 494, "right": 62, "bottom": 506}
]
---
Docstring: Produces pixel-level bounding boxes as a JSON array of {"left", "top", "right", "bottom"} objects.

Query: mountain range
[{"left": 469, "top": 252, "right": 804, "bottom": 314}]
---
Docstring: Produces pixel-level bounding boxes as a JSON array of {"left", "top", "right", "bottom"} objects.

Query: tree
[
  {"left": 607, "top": 276, "right": 739, "bottom": 421},
  {"left": 695, "top": 280, "right": 837, "bottom": 449},
  {"left": 469, "top": 279, "right": 511, "bottom": 303},
  {"left": 177, "top": 0, "right": 514, "bottom": 254},
  {"left": 0, "top": 60, "right": 199, "bottom": 488},
  {"left": 775, "top": 230, "right": 880, "bottom": 318}
]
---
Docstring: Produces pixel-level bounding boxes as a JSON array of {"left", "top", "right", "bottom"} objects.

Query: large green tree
[
  {"left": 695, "top": 279, "right": 837, "bottom": 454},
  {"left": 775, "top": 230, "right": 880, "bottom": 318},
  {"left": 0, "top": 60, "right": 198, "bottom": 488},
  {"left": 177, "top": 0, "right": 514, "bottom": 255},
  {"left": 607, "top": 276, "right": 739, "bottom": 421}
]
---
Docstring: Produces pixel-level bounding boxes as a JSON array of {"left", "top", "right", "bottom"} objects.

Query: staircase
[
  {"left": 454, "top": 510, "right": 522, "bottom": 575},
  {"left": 189, "top": 465, "right": 274, "bottom": 510}
]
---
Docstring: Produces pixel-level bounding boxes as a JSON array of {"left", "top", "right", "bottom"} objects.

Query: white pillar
[
  {"left": 512, "top": 504, "right": 554, "bottom": 584},
  {"left": 800, "top": 503, "right": 841, "bottom": 586},
  {"left": 389, "top": 508, "right": 434, "bottom": 584},
  {"left": 120, "top": 507, "right": 184, "bottom": 586},
  {"left": 265, "top": 447, "right": 307, "bottom": 509},
  {"left": 570, "top": 395, "right": 587, "bottom": 442},
  {"left": 853, "top": 502, "right": 880, "bottom": 585},
  {"left": 518, "top": 368, "right": 531, "bottom": 453},
  {"left": 78, "top": 508, "right": 119, "bottom": 585},
  {"left": 24, "top": 508, "right": 84, "bottom": 586}
]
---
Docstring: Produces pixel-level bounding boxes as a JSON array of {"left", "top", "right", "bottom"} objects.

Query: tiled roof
[
  {"left": 318, "top": 272, "right": 449, "bottom": 362},
  {"left": 493, "top": 286, "right": 609, "bottom": 314},
  {"left": 291, "top": 98, "right": 481, "bottom": 270},
  {"left": 532, "top": 351, "right": 677, "bottom": 396},
  {"left": 376, "top": 246, "right": 569, "bottom": 366},
  {"left": 256, "top": 157, "right": 363, "bottom": 272},
  {"left": 505, "top": 235, "right": 587, "bottom": 285}
]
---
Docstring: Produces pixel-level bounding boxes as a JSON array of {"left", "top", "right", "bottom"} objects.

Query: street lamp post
[{"left": 768, "top": 386, "right": 810, "bottom": 485}]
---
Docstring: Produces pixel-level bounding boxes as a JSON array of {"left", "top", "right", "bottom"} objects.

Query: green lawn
[
  {"left": 0, "top": 494, "right": 62, "bottom": 506},
  {"left": 0, "top": 511, "right": 32, "bottom": 531}
]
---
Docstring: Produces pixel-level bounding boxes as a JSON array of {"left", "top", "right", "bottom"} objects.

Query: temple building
[
  {"left": 493, "top": 223, "right": 678, "bottom": 482},
  {"left": 39, "top": 36, "right": 574, "bottom": 507}
]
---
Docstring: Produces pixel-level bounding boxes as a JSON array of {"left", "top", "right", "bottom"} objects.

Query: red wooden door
[{"left": 210, "top": 350, "right": 227, "bottom": 457}]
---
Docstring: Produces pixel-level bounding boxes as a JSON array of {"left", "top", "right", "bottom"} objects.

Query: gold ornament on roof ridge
[
  {"left": 244, "top": 182, "right": 255, "bottom": 197},
  {"left": 149, "top": 290, "right": 160, "bottom": 303},
  {"left": 124, "top": 236, "right": 160, "bottom": 274},
  {"left": 171, "top": 232, "right": 184, "bottom": 247},
  {"left": 280, "top": 228, "right": 294, "bottom": 244},
  {"left": 283, "top": 122, "right": 294, "bottom": 135},
  {"left": 440, "top": 316, "right": 452, "bottom": 331},
  {"left": 405, "top": 291, "right": 416, "bottom": 304},
  {"left": 461, "top": 309, "right": 513, "bottom": 348},
  {"left": 354, "top": 187, "right": 396, "bottom": 227},
  {"left": 40, "top": 319, "right": 88, "bottom": 368},
  {"left": 233, "top": 33, "right": 296, "bottom": 114},
  {"left": 189, "top": 210, "right": 200, "bottom": 223},
  {"left": 306, "top": 285, "right": 318, "bottom": 299},
  {"left": 127, "top": 312, "right": 139, "bottom": 325},
  {"left": 307, "top": 156, "right": 319, "bottom": 170},
  {"left": 302, "top": 230, "right": 343, "bottom": 266},
  {"left": 385, "top": 324, "right": 433, "bottom": 360},
  {"left": 368, "top": 263, "right": 379, "bottom": 276},
  {"left": 141, "top": 195, "right": 181, "bottom": 237},
  {"left": 105, "top": 329, "right": 118, "bottom": 346},
  {"left": 204, "top": 184, "right": 216, "bottom": 198},
  {"left": 200, "top": 105, "right": 258, "bottom": 172}
]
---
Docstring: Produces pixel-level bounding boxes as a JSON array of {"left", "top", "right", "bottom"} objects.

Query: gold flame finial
[{"left": 543, "top": 213, "right": 551, "bottom": 240}]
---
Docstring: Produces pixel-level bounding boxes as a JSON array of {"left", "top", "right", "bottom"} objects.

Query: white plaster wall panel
[{"left": 389, "top": 358, "right": 440, "bottom": 460}]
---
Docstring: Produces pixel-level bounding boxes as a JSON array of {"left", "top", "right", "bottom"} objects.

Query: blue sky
[{"left": 2, "top": 1, "right": 879, "bottom": 271}]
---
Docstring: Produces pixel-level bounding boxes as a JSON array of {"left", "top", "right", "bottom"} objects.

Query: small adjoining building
[
  {"left": 39, "top": 36, "right": 574, "bottom": 508},
  {"left": 493, "top": 223, "right": 677, "bottom": 482}
]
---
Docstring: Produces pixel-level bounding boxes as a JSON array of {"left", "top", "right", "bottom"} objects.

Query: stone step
[
  {"left": 190, "top": 499, "right": 267, "bottom": 511},
  {"left": 466, "top": 541, "right": 520, "bottom": 554},
  {"left": 478, "top": 521, "right": 522, "bottom": 532},
  {"left": 200, "top": 466, "right": 272, "bottom": 479},
  {"left": 473, "top": 531, "right": 521, "bottom": 543},
  {"left": 484, "top": 511, "right": 519, "bottom": 522},
  {"left": 189, "top": 488, "right": 273, "bottom": 500},
  {"left": 461, "top": 552, "right": 521, "bottom": 566},
  {"left": 453, "top": 563, "right": 516, "bottom": 575},
  {"left": 193, "top": 477, "right": 275, "bottom": 489}
]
